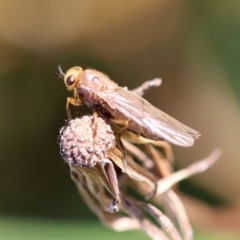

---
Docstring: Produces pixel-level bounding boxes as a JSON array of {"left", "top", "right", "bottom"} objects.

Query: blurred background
[{"left": 0, "top": 0, "right": 240, "bottom": 239}]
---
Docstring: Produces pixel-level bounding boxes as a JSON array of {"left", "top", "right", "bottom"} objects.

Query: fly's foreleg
[
  {"left": 66, "top": 88, "right": 83, "bottom": 120},
  {"left": 66, "top": 97, "right": 82, "bottom": 120}
]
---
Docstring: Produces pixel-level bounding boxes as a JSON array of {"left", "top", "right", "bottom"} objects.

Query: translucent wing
[{"left": 97, "top": 88, "right": 200, "bottom": 147}]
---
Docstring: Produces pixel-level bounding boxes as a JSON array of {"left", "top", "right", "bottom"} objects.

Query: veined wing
[{"left": 98, "top": 87, "right": 200, "bottom": 147}]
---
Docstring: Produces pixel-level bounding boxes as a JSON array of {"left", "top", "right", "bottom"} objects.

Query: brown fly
[{"left": 55, "top": 65, "right": 200, "bottom": 147}]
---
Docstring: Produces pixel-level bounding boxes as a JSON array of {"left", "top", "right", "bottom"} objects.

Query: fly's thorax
[
  {"left": 77, "top": 69, "right": 118, "bottom": 107},
  {"left": 80, "top": 69, "right": 119, "bottom": 92}
]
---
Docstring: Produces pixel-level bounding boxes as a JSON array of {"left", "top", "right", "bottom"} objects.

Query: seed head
[{"left": 59, "top": 116, "right": 115, "bottom": 167}]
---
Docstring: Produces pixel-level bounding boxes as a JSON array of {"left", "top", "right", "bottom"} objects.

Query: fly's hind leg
[
  {"left": 109, "top": 118, "right": 129, "bottom": 172},
  {"left": 121, "top": 134, "right": 175, "bottom": 199},
  {"left": 110, "top": 119, "right": 129, "bottom": 136},
  {"left": 123, "top": 131, "right": 174, "bottom": 164}
]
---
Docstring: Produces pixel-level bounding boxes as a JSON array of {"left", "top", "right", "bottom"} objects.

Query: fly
[{"left": 55, "top": 66, "right": 200, "bottom": 147}]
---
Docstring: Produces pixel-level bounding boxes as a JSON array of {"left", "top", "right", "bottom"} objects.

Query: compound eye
[{"left": 66, "top": 75, "right": 75, "bottom": 86}]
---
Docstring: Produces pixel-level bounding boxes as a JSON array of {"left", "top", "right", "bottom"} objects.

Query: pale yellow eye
[{"left": 66, "top": 75, "right": 75, "bottom": 87}]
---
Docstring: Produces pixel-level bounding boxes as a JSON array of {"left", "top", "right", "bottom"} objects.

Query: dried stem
[{"left": 155, "top": 149, "right": 222, "bottom": 195}]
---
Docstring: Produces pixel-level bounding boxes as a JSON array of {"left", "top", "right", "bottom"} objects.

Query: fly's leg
[
  {"left": 74, "top": 106, "right": 80, "bottom": 118},
  {"left": 121, "top": 136, "right": 174, "bottom": 199},
  {"left": 109, "top": 118, "right": 129, "bottom": 172},
  {"left": 145, "top": 140, "right": 174, "bottom": 164},
  {"left": 121, "top": 139, "right": 153, "bottom": 169},
  {"left": 123, "top": 131, "right": 174, "bottom": 163},
  {"left": 108, "top": 146, "right": 157, "bottom": 198},
  {"left": 66, "top": 88, "right": 83, "bottom": 120},
  {"left": 140, "top": 144, "right": 173, "bottom": 199},
  {"left": 141, "top": 144, "right": 173, "bottom": 179},
  {"left": 91, "top": 111, "right": 99, "bottom": 138},
  {"left": 66, "top": 97, "right": 82, "bottom": 120},
  {"left": 88, "top": 112, "right": 99, "bottom": 160},
  {"left": 110, "top": 119, "right": 129, "bottom": 136},
  {"left": 131, "top": 78, "right": 162, "bottom": 97},
  {"left": 73, "top": 88, "right": 81, "bottom": 118}
]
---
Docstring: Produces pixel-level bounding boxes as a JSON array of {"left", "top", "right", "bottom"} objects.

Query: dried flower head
[
  {"left": 59, "top": 116, "right": 116, "bottom": 167},
  {"left": 58, "top": 114, "right": 221, "bottom": 240}
]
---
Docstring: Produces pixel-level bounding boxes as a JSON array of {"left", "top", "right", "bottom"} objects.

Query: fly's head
[
  {"left": 54, "top": 65, "right": 83, "bottom": 91},
  {"left": 64, "top": 66, "right": 83, "bottom": 91},
  {"left": 55, "top": 66, "right": 119, "bottom": 101}
]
